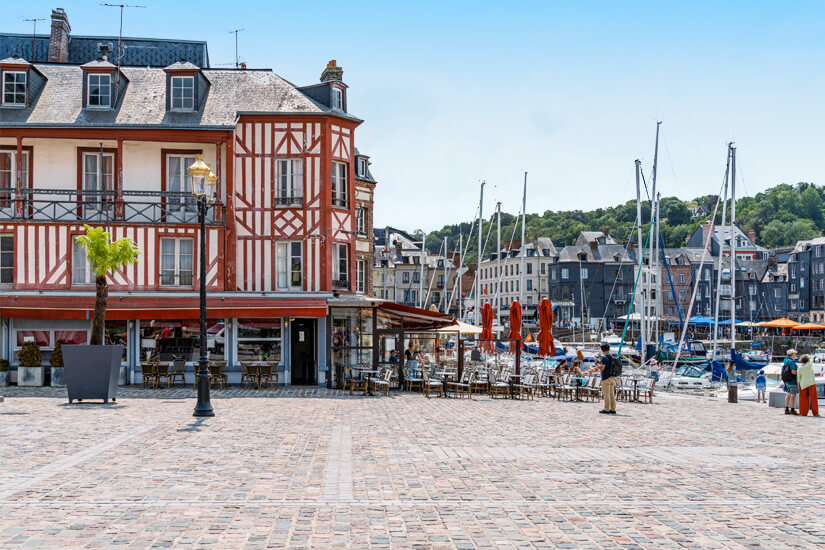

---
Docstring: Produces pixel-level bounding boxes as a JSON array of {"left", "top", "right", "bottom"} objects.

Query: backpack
[
  {"left": 781, "top": 358, "right": 795, "bottom": 383},
  {"left": 610, "top": 354, "right": 623, "bottom": 377}
]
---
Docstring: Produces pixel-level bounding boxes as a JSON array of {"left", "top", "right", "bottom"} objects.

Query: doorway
[{"left": 290, "top": 319, "right": 316, "bottom": 385}]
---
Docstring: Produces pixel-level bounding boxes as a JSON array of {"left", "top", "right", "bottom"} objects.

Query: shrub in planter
[
  {"left": 0, "top": 358, "right": 9, "bottom": 387},
  {"left": 64, "top": 226, "right": 140, "bottom": 403},
  {"left": 50, "top": 339, "right": 66, "bottom": 387},
  {"left": 17, "top": 341, "right": 44, "bottom": 386}
]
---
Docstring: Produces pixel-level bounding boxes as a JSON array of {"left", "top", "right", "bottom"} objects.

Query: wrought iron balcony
[
  {"left": 333, "top": 277, "right": 350, "bottom": 290},
  {"left": 273, "top": 195, "right": 304, "bottom": 208},
  {"left": 0, "top": 189, "right": 223, "bottom": 224}
]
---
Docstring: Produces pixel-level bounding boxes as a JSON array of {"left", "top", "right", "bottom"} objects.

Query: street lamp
[{"left": 188, "top": 154, "right": 216, "bottom": 417}]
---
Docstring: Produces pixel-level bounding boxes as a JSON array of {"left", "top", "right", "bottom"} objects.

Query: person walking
[
  {"left": 594, "top": 342, "right": 617, "bottom": 415},
  {"left": 782, "top": 349, "right": 799, "bottom": 415},
  {"left": 649, "top": 358, "right": 659, "bottom": 398},
  {"left": 797, "top": 354, "right": 819, "bottom": 417}
]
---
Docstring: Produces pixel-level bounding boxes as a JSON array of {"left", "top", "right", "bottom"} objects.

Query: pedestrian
[
  {"left": 570, "top": 359, "right": 586, "bottom": 386},
  {"left": 782, "top": 349, "right": 799, "bottom": 415},
  {"left": 649, "top": 358, "right": 659, "bottom": 397},
  {"left": 797, "top": 354, "right": 819, "bottom": 417},
  {"left": 594, "top": 342, "right": 617, "bottom": 415},
  {"left": 755, "top": 369, "right": 767, "bottom": 403}
]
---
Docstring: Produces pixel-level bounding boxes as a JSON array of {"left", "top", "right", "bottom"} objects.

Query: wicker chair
[
  {"left": 155, "top": 362, "right": 170, "bottom": 388},
  {"left": 513, "top": 373, "right": 535, "bottom": 400},
  {"left": 422, "top": 370, "right": 444, "bottom": 398},
  {"left": 582, "top": 376, "right": 601, "bottom": 402},
  {"left": 260, "top": 362, "right": 276, "bottom": 389},
  {"left": 140, "top": 362, "right": 156, "bottom": 388},
  {"left": 241, "top": 362, "right": 260, "bottom": 389},
  {"left": 349, "top": 367, "right": 367, "bottom": 395},
  {"left": 535, "top": 370, "right": 552, "bottom": 397},
  {"left": 489, "top": 367, "right": 511, "bottom": 399},
  {"left": 556, "top": 374, "right": 574, "bottom": 401},
  {"left": 208, "top": 362, "right": 227, "bottom": 389},
  {"left": 470, "top": 369, "right": 490, "bottom": 394},
  {"left": 448, "top": 370, "right": 474, "bottom": 399},
  {"left": 372, "top": 368, "right": 392, "bottom": 396},
  {"left": 169, "top": 358, "right": 187, "bottom": 387},
  {"left": 404, "top": 367, "right": 423, "bottom": 392}
]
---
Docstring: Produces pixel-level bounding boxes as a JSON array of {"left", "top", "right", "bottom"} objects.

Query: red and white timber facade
[{"left": 0, "top": 18, "right": 374, "bottom": 386}]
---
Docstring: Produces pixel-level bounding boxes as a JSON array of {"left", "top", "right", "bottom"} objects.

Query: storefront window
[
  {"left": 104, "top": 321, "right": 128, "bottom": 362},
  {"left": 16, "top": 330, "right": 51, "bottom": 348},
  {"left": 139, "top": 320, "right": 226, "bottom": 362},
  {"left": 54, "top": 330, "right": 88, "bottom": 345},
  {"left": 331, "top": 308, "right": 375, "bottom": 377},
  {"left": 237, "top": 319, "right": 282, "bottom": 362}
]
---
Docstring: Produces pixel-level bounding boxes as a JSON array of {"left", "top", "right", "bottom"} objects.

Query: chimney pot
[
  {"left": 320, "top": 59, "right": 344, "bottom": 82},
  {"left": 748, "top": 228, "right": 757, "bottom": 243},
  {"left": 48, "top": 8, "right": 71, "bottom": 63}
]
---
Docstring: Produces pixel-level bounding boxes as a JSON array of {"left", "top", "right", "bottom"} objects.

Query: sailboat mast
[
  {"left": 635, "top": 159, "right": 646, "bottom": 367},
  {"left": 651, "top": 122, "right": 661, "bottom": 347},
  {"left": 730, "top": 144, "right": 737, "bottom": 353},
  {"left": 476, "top": 181, "right": 485, "bottom": 325},
  {"left": 520, "top": 172, "right": 527, "bottom": 306},
  {"left": 496, "top": 202, "right": 502, "bottom": 328},
  {"left": 419, "top": 233, "right": 426, "bottom": 309},
  {"left": 712, "top": 148, "right": 732, "bottom": 364},
  {"left": 458, "top": 232, "right": 463, "bottom": 319}
]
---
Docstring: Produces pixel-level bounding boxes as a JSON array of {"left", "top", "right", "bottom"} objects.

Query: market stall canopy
[
  {"left": 436, "top": 320, "right": 483, "bottom": 334},
  {"left": 757, "top": 318, "right": 800, "bottom": 328},
  {"left": 791, "top": 322, "right": 825, "bottom": 330}
]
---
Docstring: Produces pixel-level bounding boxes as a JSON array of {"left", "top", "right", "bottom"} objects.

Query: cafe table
[{"left": 359, "top": 369, "right": 380, "bottom": 395}]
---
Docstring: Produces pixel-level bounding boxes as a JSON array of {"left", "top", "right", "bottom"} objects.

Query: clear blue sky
[{"left": 8, "top": 1, "right": 825, "bottom": 231}]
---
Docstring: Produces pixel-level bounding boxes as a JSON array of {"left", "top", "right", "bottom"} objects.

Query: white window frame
[
  {"left": 159, "top": 237, "right": 194, "bottom": 287},
  {"left": 2, "top": 71, "right": 26, "bottom": 106},
  {"left": 170, "top": 75, "right": 195, "bottom": 111},
  {"left": 561, "top": 268, "right": 569, "bottom": 280},
  {"left": 333, "top": 243, "right": 349, "bottom": 286},
  {"left": 276, "top": 158, "right": 303, "bottom": 206},
  {"left": 357, "top": 157, "right": 367, "bottom": 178},
  {"left": 581, "top": 267, "right": 588, "bottom": 280},
  {"left": 0, "top": 234, "right": 12, "bottom": 285},
  {"left": 355, "top": 207, "right": 367, "bottom": 235},
  {"left": 87, "top": 73, "right": 112, "bottom": 108},
  {"left": 82, "top": 151, "right": 114, "bottom": 217},
  {"left": 276, "top": 241, "right": 302, "bottom": 290},
  {"left": 331, "top": 161, "right": 348, "bottom": 207},
  {"left": 775, "top": 288, "right": 781, "bottom": 298},
  {"left": 356, "top": 259, "right": 366, "bottom": 293},
  {"left": 72, "top": 236, "right": 96, "bottom": 286},
  {"left": 0, "top": 150, "right": 29, "bottom": 207},
  {"left": 332, "top": 87, "right": 343, "bottom": 110},
  {"left": 166, "top": 154, "right": 197, "bottom": 211}
]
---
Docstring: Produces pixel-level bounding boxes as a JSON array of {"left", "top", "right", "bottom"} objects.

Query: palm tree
[{"left": 76, "top": 225, "right": 140, "bottom": 345}]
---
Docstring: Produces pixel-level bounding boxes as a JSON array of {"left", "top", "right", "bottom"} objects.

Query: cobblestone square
[{"left": 1, "top": 388, "right": 823, "bottom": 548}]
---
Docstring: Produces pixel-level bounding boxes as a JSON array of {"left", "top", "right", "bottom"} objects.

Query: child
[{"left": 755, "top": 369, "right": 767, "bottom": 403}]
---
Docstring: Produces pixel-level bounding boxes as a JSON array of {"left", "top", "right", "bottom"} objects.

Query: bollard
[{"left": 728, "top": 382, "right": 738, "bottom": 403}]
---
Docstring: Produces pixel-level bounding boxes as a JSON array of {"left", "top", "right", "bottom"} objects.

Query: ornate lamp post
[{"left": 188, "top": 155, "right": 216, "bottom": 417}]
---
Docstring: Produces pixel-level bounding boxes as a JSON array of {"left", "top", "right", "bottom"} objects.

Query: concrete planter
[
  {"left": 0, "top": 371, "right": 8, "bottom": 386},
  {"left": 63, "top": 345, "right": 121, "bottom": 404},
  {"left": 18, "top": 366, "right": 45, "bottom": 386},
  {"left": 50, "top": 367, "right": 66, "bottom": 387}
]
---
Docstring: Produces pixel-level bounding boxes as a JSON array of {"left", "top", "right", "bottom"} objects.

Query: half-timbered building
[{"left": 0, "top": 8, "right": 380, "bottom": 385}]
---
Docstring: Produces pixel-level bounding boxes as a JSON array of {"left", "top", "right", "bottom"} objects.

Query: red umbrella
[
  {"left": 508, "top": 301, "right": 522, "bottom": 353},
  {"left": 480, "top": 302, "right": 494, "bottom": 352},
  {"left": 537, "top": 298, "right": 556, "bottom": 357}
]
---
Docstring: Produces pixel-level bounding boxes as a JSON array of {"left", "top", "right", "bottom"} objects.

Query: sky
[{"left": 7, "top": 1, "right": 825, "bottom": 231}]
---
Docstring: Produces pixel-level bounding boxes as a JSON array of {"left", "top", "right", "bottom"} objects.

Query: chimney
[
  {"left": 701, "top": 220, "right": 713, "bottom": 244},
  {"left": 820, "top": 228, "right": 825, "bottom": 237},
  {"left": 747, "top": 229, "right": 757, "bottom": 244},
  {"left": 589, "top": 240, "right": 598, "bottom": 251},
  {"left": 48, "top": 8, "right": 71, "bottom": 63},
  {"left": 394, "top": 239, "right": 402, "bottom": 258},
  {"left": 240, "top": 62, "right": 247, "bottom": 70},
  {"left": 320, "top": 59, "right": 343, "bottom": 82},
  {"left": 685, "top": 234, "right": 690, "bottom": 245}
]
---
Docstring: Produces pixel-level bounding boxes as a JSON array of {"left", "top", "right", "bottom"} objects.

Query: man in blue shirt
[
  {"left": 593, "top": 343, "right": 617, "bottom": 415},
  {"left": 755, "top": 370, "right": 767, "bottom": 403}
]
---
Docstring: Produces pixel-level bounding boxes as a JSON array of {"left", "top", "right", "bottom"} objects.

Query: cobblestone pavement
[{"left": 1, "top": 387, "right": 824, "bottom": 549}]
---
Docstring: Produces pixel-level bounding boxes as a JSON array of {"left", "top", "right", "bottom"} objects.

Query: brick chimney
[
  {"left": 320, "top": 60, "right": 343, "bottom": 82},
  {"left": 747, "top": 229, "right": 757, "bottom": 244},
  {"left": 685, "top": 233, "right": 691, "bottom": 245},
  {"left": 701, "top": 220, "right": 714, "bottom": 244},
  {"left": 48, "top": 8, "right": 71, "bottom": 63}
]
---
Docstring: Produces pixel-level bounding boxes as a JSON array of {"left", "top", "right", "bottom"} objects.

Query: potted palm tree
[
  {"left": 63, "top": 225, "right": 140, "bottom": 404},
  {"left": 17, "top": 341, "right": 44, "bottom": 386},
  {"left": 50, "top": 339, "right": 66, "bottom": 387}
]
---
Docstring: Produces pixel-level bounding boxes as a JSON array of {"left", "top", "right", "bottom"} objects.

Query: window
[
  {"left": 561, "top": 268, "right": 569, "bottom": 279},
  {"left": 438, "top": 274, "right": 445, "bottom": 288},
  {"left": 541, "top": 263, "right": 546, "bottom": 275},
  {"left": 276, "top": 241, "right": 302, "bottom": 289},
  {"left": 237, "top": 319, "right": 282, "bottom": 363},
  {"left": 551, "top": 268, "right": 557, "bottom": 281},
  {"left": 72, "top": 237, "right": 95, "bottom": 285},
  {"left": 87, "top": 73, "right": 111, "bottom": 108},
  {"left": 0, "top": 235, "right": 12, "bottom": 284},
  {"left": 749, "top": 284, "right": 756, "bottom": 296},
  {"left": 276, "top": 159, "right": 303, "bottom": 206},
  {"left": 679, "top": 289, "right": 686, "bottom": 300},
  {"left": 82, "top": 151, "right": 114, "bottom": 217},
  {"left": 775, "top": 288, "right": 781, "bottom": 298},
  {"left": 750, "top": 300, "right": 757, "bottom": 311},
  {"left": 331, "top": 161, "right": 348, "bottom": 207},
  {"left": 2, "top": 71, "right": 26, "bottom": 106},
  {"left": 159, "top": 237, "right": 194, "bottom": 287},
  {"left": 527, "top": 263, "right": 533, "bottom": 275},
  {"left": 402, "top": 272, "right": 410, "bottom": 284},
  {"left": 166, "top": 154, "right": 197, "bottom": 210},
  {"left": 170, "top": 75, "right": 195, "bottom": 111},
  {"left": 355, "top": 208, "right": 367, "bottom": 235},
  {"left": 357, "top": 157, "right": 367, "bottom": 178},
  {"left": 332, "top": 87, "right": 343, "bottom": 110},
  {"left": 678, "top": 273, "right": 686, "bottom": 284},
  {"left": 581, "top": 267, "right": 588, "bottom": 279},
  {"left": 527, "top": 279, "right": 533, "bottom": 291},
  {"left": 412, "top": 271, "right": 420, "bottom": 283},
  {"left": 0, "top": 150, "right": 29, "bottom": 208},
  {"left": 333, "top": 243, "right": 349, "bottom": 285},
  {"left": 356, "top": 259, "right": 366, "bottom": 293}
]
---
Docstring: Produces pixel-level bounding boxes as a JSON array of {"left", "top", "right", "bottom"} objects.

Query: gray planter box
[
  {"left": 63, "top": 345, "right": 121, "bottom": 404},
  {"left": 0, "top": 371, "right": 8, "bottom": 386},
  {"left": 50, "top": 367, "right": 66, "bottom": 387},
  {"left": 18, "top": 366, "right": 45, "bottom": 386}
]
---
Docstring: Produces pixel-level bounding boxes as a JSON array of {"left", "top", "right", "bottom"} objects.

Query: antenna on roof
[
  {"left": 101, "top": 3, "right": 146, "bottom": 84},
  {"left": 22, "top": 17, "right": 45, "bottom": 60},
  {"left": 228, "top": 28, "right": 245, "bottom": 68}
]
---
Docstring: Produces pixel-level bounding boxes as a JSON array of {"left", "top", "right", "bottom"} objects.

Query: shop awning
[
  {"left": 436, "top": 320, "right": 483, "bottom": 335},
  {"left": 327, "top": 296, "right": 454, "bottom": 330},
  {"left": 0, "top": 295, "right": 328, "bottom": 320}
]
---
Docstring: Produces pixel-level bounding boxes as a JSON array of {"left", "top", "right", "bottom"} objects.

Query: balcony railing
[
  {"left": 273, "top": 195, "right": 303, "bottom": 208},
  {"left": 0, "top": 189, "right": 223, "bottom": 224},
  {"left": 333, "top": 277, "right": 349, "bottom": 290}
]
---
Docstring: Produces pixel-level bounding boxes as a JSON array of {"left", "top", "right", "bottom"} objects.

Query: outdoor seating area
[{"left": 139, "top": 359, "right": 278, "bottom": 390}]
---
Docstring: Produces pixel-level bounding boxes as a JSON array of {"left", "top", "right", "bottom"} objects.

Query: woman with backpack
[
  {"left": 782, "top": 349, "right": 799, "bottom": 415},
  {"left": 797, "top": 354, "right": 819, "bottom": 417}
]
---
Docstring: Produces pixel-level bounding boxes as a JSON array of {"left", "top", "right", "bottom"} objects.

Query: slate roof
[
  {"left": 575, "top": 231, "right": 617, "bottom": 246},
  {"left": 0, "top": 34, "right": 208, "bottom": 67},
  {"left": 0, "top": 64, "right": 359, "bottom": 129},
  {"left": 353, "top": 147, "right": 377, "bottom": 184},
  {"left": 556, "top": 244, "right": 635, "bottom": 263}
]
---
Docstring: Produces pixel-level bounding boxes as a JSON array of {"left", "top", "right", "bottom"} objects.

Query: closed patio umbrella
[
  {"left": 480, "top": 302, "right": 494, "bottom": 352},
  {"left": 537, "top": 298, "right": 555, "bottom": 357},
  {"left": 508, "top": 301, "right": 522, "bottom": 353}
]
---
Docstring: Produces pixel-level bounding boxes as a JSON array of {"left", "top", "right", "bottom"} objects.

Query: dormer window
[
  {"left": 357, "top": 157, "right": 367, "bottom": 178},
  {"left": 332, "top": 87, "right": 343, "bottom": 110},
  {"left": 2, "top": 71, "right": 26, "bottom": 106},
  {"left": 171, "top": 75, "right": 195, "bottom": 111},
  {"left": 87, "top": 73, "right": 111, "bottom": 108}
]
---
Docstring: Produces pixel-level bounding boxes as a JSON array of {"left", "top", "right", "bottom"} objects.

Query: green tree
[
  {"left": 666, "top": 202, "right": 691, "bottom": 226},
  {"left": 76, "top": 225, "right": 141, "bottom": 345}
]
